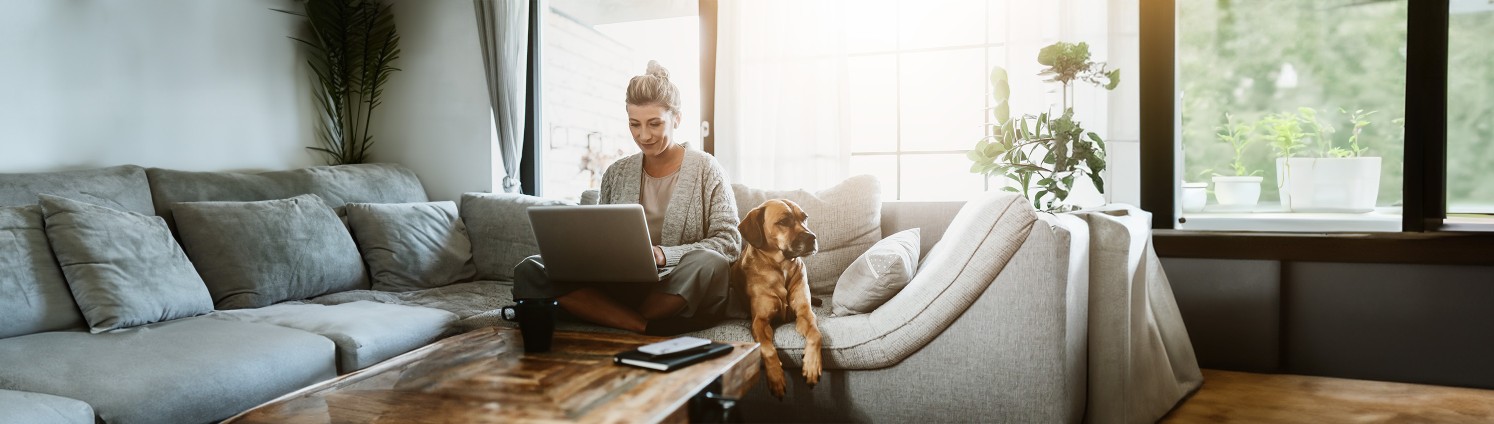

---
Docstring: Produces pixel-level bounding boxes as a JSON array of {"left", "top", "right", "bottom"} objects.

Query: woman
[{"left": 513, "top": 61, "right": 741, "bottom": 334}]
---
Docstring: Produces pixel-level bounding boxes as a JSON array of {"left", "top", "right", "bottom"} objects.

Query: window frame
[{"left": 1139, "top": 0, "right": 1494, "bottom": 266}]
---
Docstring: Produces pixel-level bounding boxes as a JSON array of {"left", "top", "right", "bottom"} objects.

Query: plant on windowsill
[
  {"left": 276, "top": 0, "right": 402, "bottom": 165},
  {"left": 966, "top": 41, "right": 1119, "bottom": 212},
  {"left": 1211, "top": 113, "right": 1263, "bottom": 208},
  {"left": 1274, "top": 107, "right": 1382, "bottom": 213}
]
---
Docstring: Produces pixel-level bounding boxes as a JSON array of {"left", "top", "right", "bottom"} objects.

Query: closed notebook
[{"left": 614, "top": 343, "right": 733, "bottom": 372}]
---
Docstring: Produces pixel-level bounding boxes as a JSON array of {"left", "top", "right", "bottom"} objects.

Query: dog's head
[{"left": 739, "top": 199, "right": 818, "bottom": 259}]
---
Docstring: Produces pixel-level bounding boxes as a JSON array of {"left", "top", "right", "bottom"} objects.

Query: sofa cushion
[
  {"left": 0, "top": 389, "right": 93, "bottom": 424},
  {"left": 301, "top": 280, "right": 511, "bottom": 320},
  {"left": 0, "top": 205, "right": 85, "bottom": 339},
  {"left": 346, "top": 201, "right": 476, "bottom": 292},
  {"left": 733, "top": 175, "right": 882, "bottom": 295},
  {"left": 832, "top": 228, "right": 921, "bottom": 316},
  {"left": 0, "top": 165, "right": 154, "bottom": 216},
  {"left": 0, "top": 317, "right": 336, "bottom": 424},
  {"left": 38, "top": 195, "right": 214, "bottom": 333},
  {"left": 461, "top": 193, "right": 575, "bottom": 281},
  {"left": 146, "top": 163, "right": 429, "bottom": 234},
  {"left": 172, "top": 194, "right": 368, "bottom": 309},
  {"left": 207, "top": 301, "right": 457, "bottom": 373}
]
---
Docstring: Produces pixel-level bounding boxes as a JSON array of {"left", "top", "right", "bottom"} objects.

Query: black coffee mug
[{"left": 502, "top": 298, "right": 559, "bottom": 353}]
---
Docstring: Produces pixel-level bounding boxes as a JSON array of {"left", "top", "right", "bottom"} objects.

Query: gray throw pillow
[
  {"left": 345, "top": 201, "right": 477, "bottom": 292},
  {"left": 38, "top": 195, "right": 214, "bottom": 333},
  {"left": 0, "top": 205, "right": 86, "bottom": 338},
  {"left": 733, "top": 175, "right": 883, "bottom": 295},
  {"left": 171, "top": 194, "right": 368, "bottom": 309},
  {"left": 832, "top": 228, "right": 921, "bottom": 316},
  {"left": 460, "top": 193, "right": 575, "bottom": 281}
]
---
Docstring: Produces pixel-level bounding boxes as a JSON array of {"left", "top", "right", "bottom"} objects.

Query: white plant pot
[
  {"left": 1182, "top": 182, "right": 1207, "bottom": 212},
  {"left": 1275, "top": 157, "right": 1381, "bottom": 213},
  {"left": 1212, "top": 175, "right": 1263, "bottom": 207}
]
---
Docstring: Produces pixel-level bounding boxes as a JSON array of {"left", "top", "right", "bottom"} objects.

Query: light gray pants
[{"left": 511, "top": 249, "right": 734, "bottom": 320}]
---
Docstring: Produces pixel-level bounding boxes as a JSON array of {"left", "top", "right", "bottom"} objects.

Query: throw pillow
[
  {"left": 345, "top": 201, "right": 477, "bottom": 292},
  {"left": 38, "top": 195, "right": 214, "bottom": 333},
  {"left": 0, "top": 205, "right": 86, "bottom": 338},
  {"left": 832, "top": 228, "right": 921, "bottom": 316},
  {"left": 733, "top": 174, "right": 882, "bottom": 295},
  {"left": 171, "top": 194, "right": 368, "bottom": 309},
  {"left": 460, "top": 193, "right": 576, "bottom": 281}
]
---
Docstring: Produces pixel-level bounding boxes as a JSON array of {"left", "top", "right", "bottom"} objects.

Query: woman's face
[{"left": 626, "top": 103, "right": 681, "bottom": 158}]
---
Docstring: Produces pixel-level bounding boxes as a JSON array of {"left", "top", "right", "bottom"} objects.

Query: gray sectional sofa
[{"left": 0, "top": 163, "right": 1203, "bottom": 423}]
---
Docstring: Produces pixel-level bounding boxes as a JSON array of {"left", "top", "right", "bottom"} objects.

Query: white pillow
[{"left": 831, "top": 228, "right": 921, "bottom": 316}]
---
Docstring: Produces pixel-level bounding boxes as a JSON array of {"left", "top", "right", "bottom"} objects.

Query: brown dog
[{"left": 732, "top": 199, "right": 822, "bottom": 399}]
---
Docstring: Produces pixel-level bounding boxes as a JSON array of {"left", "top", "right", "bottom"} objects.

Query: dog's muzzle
[{"left": 787, "top": 231, "right": 819, "bottom": 258}]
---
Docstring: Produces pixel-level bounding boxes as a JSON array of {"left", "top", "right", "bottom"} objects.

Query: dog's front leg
[
  {"left": 751, "top": 311, "right": 787, "bottom": 399},
  {"left": 787, "top": 270, "right": 822, "bottom": 387}
]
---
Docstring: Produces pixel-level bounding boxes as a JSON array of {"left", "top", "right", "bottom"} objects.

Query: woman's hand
[{"left": 653, "top": 246, "right": 666, "bottom": 267}]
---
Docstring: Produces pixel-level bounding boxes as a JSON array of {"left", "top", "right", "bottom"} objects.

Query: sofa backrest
[
  {"left": 147, "top": 163, "right": 428, "bottom": 232},
  {"left": 0, "top": 165, "right": 155, "bottom": 216}
]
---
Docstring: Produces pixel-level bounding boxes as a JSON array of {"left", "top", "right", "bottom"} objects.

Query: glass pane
[
  {"left": 847, "top": 55, "right": 898, "bottom": 153},
  {"left": 901, "top": 154, "right": 987, "bottom": 201},
  {"left": 845, "top": 0, "right": 899, "bottom": 53},
  {"left": 898, "top": 0, "right": 989, "bottom": 50},
  {"left": 540, "top": 4, "right": 699, "bottom": 201},
  {"left": 850, "top": 155, "right": 899, "bottom": 201},
  {"left": 1447, "top": 1, "right": 1494, "bottom": 215},
  {"left": 900, "top": 48, "right": 987, "bottom": 152},
  {"left": 1176, "top": 0, "right": 1406, "bottom": 232}
]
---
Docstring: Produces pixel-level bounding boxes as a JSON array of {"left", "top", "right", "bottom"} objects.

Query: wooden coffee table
[{"left": 223, "top": 326, "right": 760, "bottom": 423}]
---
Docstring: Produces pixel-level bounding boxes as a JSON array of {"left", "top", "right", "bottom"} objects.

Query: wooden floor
[{"left": 1161, "top": 369, "right": 1494, "bottom": 423}]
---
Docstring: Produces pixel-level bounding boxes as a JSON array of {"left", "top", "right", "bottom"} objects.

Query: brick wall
[{"left": 540, "top": 9, "right": 636, "bottom": 200}]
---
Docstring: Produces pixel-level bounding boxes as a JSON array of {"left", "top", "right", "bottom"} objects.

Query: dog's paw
[
  {"left": 766, "top": 368, "right": 787, "bottom": 399},
  {"left": 802, "top": 354, "right": 822, "bottom": 387}
]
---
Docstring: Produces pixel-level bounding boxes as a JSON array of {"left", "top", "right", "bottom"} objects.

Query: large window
[
  {"left": 1174, "top": 0, "right": 1409, "bottom": 232},
  {"left": 714, "top": 0, "right": 1140, "bottom": 204},
  {"left": 1142, "top": 0, "right": 1494, "bottom": 242}
]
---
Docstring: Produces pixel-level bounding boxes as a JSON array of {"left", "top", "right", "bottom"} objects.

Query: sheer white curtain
[
  {"left": 474, "top": 0, "right": 528, "bottom": 193},
  {"left": 714, "top": 0, "right": 851, "bottom": 191}
]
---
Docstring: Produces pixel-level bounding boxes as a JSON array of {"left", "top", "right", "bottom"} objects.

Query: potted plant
[
  {"left": 1211, "top": 113, "right": 1262, "bottom": 208},
  {"left": 967, "top": 42, "right": 1118, "bottom": 212},
  {"left": 1273, "top": 107, "right": 1381, "bottom": 213}
]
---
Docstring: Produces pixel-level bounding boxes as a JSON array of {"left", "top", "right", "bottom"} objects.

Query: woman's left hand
[{"left": 652, "top": 246, "right": 666, "bottom": 267}]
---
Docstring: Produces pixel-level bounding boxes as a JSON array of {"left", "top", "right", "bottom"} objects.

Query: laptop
[{"left": 527, "top": 204, "right": 674, "bottom": 283}]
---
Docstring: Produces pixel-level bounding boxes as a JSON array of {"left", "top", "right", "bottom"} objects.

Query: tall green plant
[
  {"left": 1261, "top": 111, "right": 1309, "bottom": 158},
  {"left": 1215, "top": 113, "right": 1259, "bottom": 176},
  {"left": 277, "top": 0, "right": 401, "bottom": 165},
  {"left": 968, "top": 41, "right": 1118, "bottom": 212}
]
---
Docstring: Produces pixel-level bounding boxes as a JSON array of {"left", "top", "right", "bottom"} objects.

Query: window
[
  {"left": 1446, "top": 0, "right": 1494, "bottom": 225},
  {"left": 1143, "top": 0, "right": 1494, "bottom": 241},
  {"left": 717, "top": 0, "right": 1140, "bottom": 204},
  {"left": 538, "top": 1, "right": 702, "bottom": 201},
  {"left": 1173, "top": 0, "right": 1409, "bottom": 232}
]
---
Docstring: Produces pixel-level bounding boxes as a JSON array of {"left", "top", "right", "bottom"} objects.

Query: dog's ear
[{"left": 739, "top": 206, "right": 767, "bottom": 250}]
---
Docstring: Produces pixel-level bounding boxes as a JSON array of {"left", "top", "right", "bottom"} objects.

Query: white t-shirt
[{"left": 641, "top": 169, "right": 681, "bottom": 246}]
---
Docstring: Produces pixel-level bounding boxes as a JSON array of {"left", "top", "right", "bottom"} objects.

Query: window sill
[{"left": 1178, "top": 207, "right": 1403, "bottom": 232}]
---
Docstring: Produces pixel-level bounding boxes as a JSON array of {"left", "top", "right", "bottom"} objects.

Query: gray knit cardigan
[{"left": 599, "top": 148, "right": 742, "bottom": 266}]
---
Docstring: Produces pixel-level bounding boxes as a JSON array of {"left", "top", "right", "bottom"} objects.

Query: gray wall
[
  {"left": 1163, "top": 257, "right": 1494, "bottom": 389},
  {"left": 0, "top": 0, "right": 317, "bottom": 173}
]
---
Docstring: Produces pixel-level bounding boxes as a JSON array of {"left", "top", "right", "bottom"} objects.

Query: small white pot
[
  {"left": 1182, "top": 182, "right": 1207, "bottom": 212},
  {"left": 1212, "top": 175, "right": 1263, "bottom": 207}
]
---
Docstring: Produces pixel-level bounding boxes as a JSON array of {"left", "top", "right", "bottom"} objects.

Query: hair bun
[{"left": 645, "top": 60, "right": 670, "bottom": 80}]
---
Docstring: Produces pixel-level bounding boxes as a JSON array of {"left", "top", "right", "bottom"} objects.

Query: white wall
[
  {"left": 372, "top": 0, "right": 496, "bottom": 202},
  {"left": 0, "top": 0, "right": 318, "bottom": 173}
]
